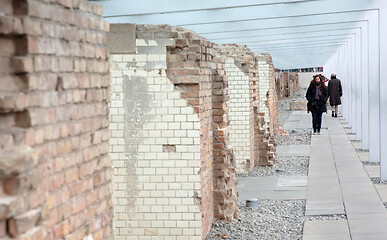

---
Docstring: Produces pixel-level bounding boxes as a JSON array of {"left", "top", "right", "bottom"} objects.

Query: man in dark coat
[{"left": 327, "top": 73, "right": 343, "bottom": 118}]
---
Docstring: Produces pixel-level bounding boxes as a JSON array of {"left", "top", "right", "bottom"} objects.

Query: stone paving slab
[
  {"left": 348, "top": 134, "right": 357, "bottom": 141},
  {"left": 351, "top": 234, "right": 387, "bottom": 240},
  {"left": 303, "top": 220, "right": 350, "bottom": 239},
  {"left": 305, "top": 123, "right": 344, "bottom": 217},
  {"left": 237, "top": 176, "right": 307, "bottom": 200},
  {"left": 374, "top": 184, "right": 387, "bottom": 202},
  {"left": 365, "top": 165, "right": 381, "bottom": 178},
  {"left": 358, "top": 152, "right": 370, "bottom": 162},
  {"left": 277, "top": 176, "right": 307, "bottom": 187},
  {"left": 283, "top": 111, "right": 327, "bottom": 130},
  {"left": 348, "top": 219, "right": 387, "bottom": 234},
  {"left": 277, "top": 145, "right": 311, "bottom": 156},
  {"left": 352, "top": 141, "right": 363, "bottom": 150}
]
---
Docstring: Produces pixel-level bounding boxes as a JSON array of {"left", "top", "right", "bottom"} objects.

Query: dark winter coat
[
  {"left": 327, "top": 78, "right": 343, "bottom": 106},
  {"left": 306, "top": 83, "right": 328, "bottom": 113}
]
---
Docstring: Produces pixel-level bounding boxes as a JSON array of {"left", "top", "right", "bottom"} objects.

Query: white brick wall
[
  {"left": 225, "top": 58, "right": 251, "bottom": 173},
  {"left": 258, "top": 59, "right": 270, "bottom": 125},
  {"left": 109, "top": 39, "right": 202, "bottom": 240}
]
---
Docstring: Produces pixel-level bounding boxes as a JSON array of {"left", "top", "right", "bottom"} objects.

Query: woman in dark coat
[
  {"left": 327, "top": 73, "right": 343, "bottom": 118},
  {"left": 306, "top": 75, "right": 328, "bottom": 135}
]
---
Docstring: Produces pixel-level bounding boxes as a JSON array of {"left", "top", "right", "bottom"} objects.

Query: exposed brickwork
[
  {"left": 211, "top": 57, "right": 239, "bottom": 222},
  {"left": 256, "top": 53, "right": 278, "bottom": 165},
  {"left": 108, "top": 24, "right": 238, "bottom": 239},
  {"left": 214, "top": 44, "right": 260, "bottom": 172},
  {"left": 163, "top": 26, "right": 215, "bottom": 238},
  {"left": 109, "top": 47, "right": 202, "bottom": 239},
  {"left": 275, "top": 71, "right": 300, "bottom": 98},
  {"left": 0, "top": 1, "right": 112, "bottom": 240}
]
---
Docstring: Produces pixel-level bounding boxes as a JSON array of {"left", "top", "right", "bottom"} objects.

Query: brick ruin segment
[
  {"left": 108, "top": 24, "right": 238, "bottom": 239},
  {"left": 0, "top": 1, "right": 112, "bottom": 240},
  {"left": 213, "top": 44, "right": 259, "bottom": 172},
  {"left": 256, "top": 53, "right": 279, "bottom": 165},
  {"left": 275, "top": 71, "right": 300, "bottom": 98}
]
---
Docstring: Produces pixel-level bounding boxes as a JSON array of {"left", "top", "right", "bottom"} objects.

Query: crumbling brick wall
[
  {"left": 256, "top": 53, "right": 278, "bottom": 165},
  {"left": 108, "top": 24, "right": 238, "bottom": 240},
  {"left": 0, "top": 1, "right": 112, "bottom": 240},
  {"left": 211, "top": 57, "right": 238, "bottom": 222},
  {"left": 213, "top": 44, "right": 259, "bottom": 172},
  {"left": 275, "top": 71, "right": 300, "bottom": 98},
  {"left": 288, "top": 72, "right": 299, "bottom": 96},
  {"left": 164, "top": 26, "right": 215, "bottom": 239}
]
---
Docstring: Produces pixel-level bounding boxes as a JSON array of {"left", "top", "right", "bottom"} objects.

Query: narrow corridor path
[
  {"left": 212, "top": 88, "right": 387, "bottom": 239},
  {"left": 303, "top": 115, "right": 387, "bottom": 240}
]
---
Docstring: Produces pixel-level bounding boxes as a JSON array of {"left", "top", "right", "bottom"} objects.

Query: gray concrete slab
[
  {"left": 358, "top": 152, "right": 370, "bottom": 162},
  {"left": 352, "top": 141, "right": 363, "bottom": 150},
  {"left": 237, "top": 176, "right": 307, "bottom": 200},
  {"left": 374, "top": 184, "right": 387, "bottom": 202},
  {"left": 303, "top": 235, "right": 351, "bottom": 240},
  {"left": 303, "top": 220, "right": 350, "bottom": 236},
  {"left": 288, "top": 145, "right": 311, "bottom": 156},
  {"left": 347, "top": 213, "right": 387, "bottom": 220},
  {"left": 352, "top": 234, "right": 387, "bottom": 240},
  {"left": 348, "top": 219, "right": 387, "bottom": 234},
  {"left": 365, "top": 165, "right": 381, "bottom": 178}
]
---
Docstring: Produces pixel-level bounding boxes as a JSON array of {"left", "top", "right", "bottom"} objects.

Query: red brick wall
[
  {"left": 139, "top": 26, "right": 216, "bottom": 237},
  {"left": 265, "top": 55, "right": 280, "bottom": 137},
  {"left": 167, "top": 34, "right": 215, "bottom": 238},
  {"left": 288, "top": 72, "right": 299, "bottom": 96},
  {"left": 0, "top": 1, "right": 112, "bottom": 239},
  {"left": 275, "top": 71, "right": 299, "bottom": 98},
  {"left": 212, "top": 57, "right": 239, "bottom": 222},
  {"left": 134, "top": 25, "right": 239, "bottom": 238},
  {"left": 214, "top": 44, "right": 260, "bottom": 171}
]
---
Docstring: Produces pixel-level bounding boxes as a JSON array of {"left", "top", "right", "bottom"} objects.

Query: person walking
[
  {"left": 306, "top": 75, "right": 328, "bottom": 135},
  {"left": 327, "top": 73, "right": 343, "bottom": 118}
]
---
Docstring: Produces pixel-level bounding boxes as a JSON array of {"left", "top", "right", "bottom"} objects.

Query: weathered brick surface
[
  {"left": 164, "top": 26, "right": 216, "bottom": 238},
  {"left": 109, "top": 24, "right": 239, "bottom": 239},
  {"left": 256, "top": 53, "right": 279, "bottom": 165},
  {"left": 214, "top": 44, "right": 259, "bottom": 173},
  {"left": 0, "top": 1, "right": 112, "bottom": 239},
  {"left": 275, "top": 71, "right": 300, "bottom": 98},
  {"left": 211, "top": 57, "right": 239, "bottom": 222}
]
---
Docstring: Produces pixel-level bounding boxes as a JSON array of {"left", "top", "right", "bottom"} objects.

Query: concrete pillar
[
  {"left": 360, "top": 23, "right": 370, "bottom": 149},
  {"left": 355, "top": 30, "right": 362, "bottom": 140},
  {"left": 368, "top": 11, "right": 380, "bottom": 163},
  {"left": 379, "top": 2, "right": 387, "bottom": 180},
  {"left": 350, "top": 36, "right": 357, "bottom": 131},
  {"left": 345, "top": 40, "right": 352, "bottom": 124}
]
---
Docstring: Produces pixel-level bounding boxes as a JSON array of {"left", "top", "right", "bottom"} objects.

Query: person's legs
[
  {"left": 311, "top": 112, "right": 317, "bottom": 134},
  {"left": 334, "top": 105, "right": 338, "bottom": 117},
  {"left": 331, "top": 105, "right": 335, "bottom": 117},
  {"left": 317, "top": 112, "right": 323, "bottom": 134}
]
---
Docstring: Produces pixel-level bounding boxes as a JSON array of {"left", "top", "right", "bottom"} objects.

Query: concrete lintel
[{"left": 108, "top": 23, "right": 136, "bottom": 54}]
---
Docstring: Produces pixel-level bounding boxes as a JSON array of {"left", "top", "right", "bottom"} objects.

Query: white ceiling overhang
[{"left": 96, "top": 0, "right": 378, "bottom": 69}]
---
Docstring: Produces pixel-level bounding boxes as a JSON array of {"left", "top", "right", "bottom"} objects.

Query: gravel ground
[
  {"left": 205, "top": 200, "right": 305, "bottom": 240},
  {"left": 371, "top": 177, "right": 387, "bottom": 184},
  {"left": 276, "top": 129, "right": 312, "bottom": 145},
  {"left": 305, "top": 215, "right": 347, "bottom": 221},
  {"left": 237, "top": 156, "right": 309, "bottom": 177},
  {"left": 356, "top": 148, "right": 369, "bottom": 153},
  {"left": 362, "top": 162, "right": 380, "bottom": 166}
]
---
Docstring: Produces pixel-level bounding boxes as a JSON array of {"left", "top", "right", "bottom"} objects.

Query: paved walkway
[
  {"left": 303, "top": 114, "right": 387, "bottom": 240},
  {"left": 238, "top": 109, "right": 387, "bottom": 240}
]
